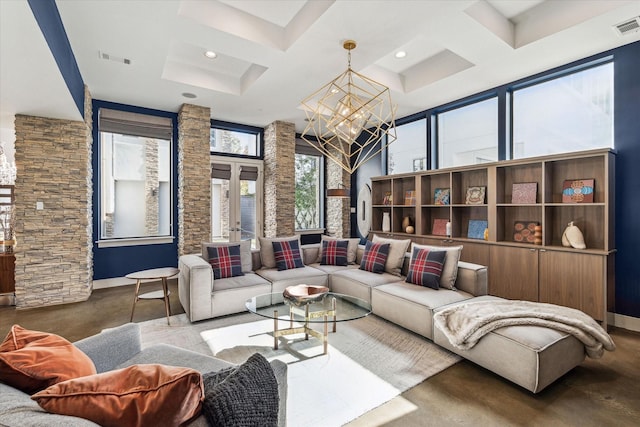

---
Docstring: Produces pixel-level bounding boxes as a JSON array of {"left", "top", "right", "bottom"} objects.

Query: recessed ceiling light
[
  {"left": 204, "top": 51, "right": 217, "bottom": 59},
  {"left": 395, "top": 51, "right": 407, "bottom": 59},
  {"left": 182, "top": 92, "right": 197, "bottom": 99}
]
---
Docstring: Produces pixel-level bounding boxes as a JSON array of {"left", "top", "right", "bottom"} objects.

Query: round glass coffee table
[{"left": 246, "top": 292, "right": 372, "bottom": 354}]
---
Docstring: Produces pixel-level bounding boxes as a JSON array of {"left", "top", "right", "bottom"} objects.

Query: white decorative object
[
  {"left": 562, "top": 221, "right": 586, "bottom": 249},
  {"left": 445, "top": 221, "right": 452, "bottom": 237},
  {"left": 357, "top": 185, "right": 372, "bottom": 238},
  {"left": 382, "top": 212, "right": 391, "bottom": 232}
]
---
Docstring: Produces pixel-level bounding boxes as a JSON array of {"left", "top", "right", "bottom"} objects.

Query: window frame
[
  {"left": 294, "top": 140, "right": 325, "bottom": 232},
  {"left": 94, "top": 102, "right": 177, "bottom": 248},
  {"left": 210, "top": 119, "right": 263, "bottom": 159}
]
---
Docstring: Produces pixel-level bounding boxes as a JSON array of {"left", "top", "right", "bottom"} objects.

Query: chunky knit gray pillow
[{"left": 202, "top": 353, "right": 279, "bottom": 427}]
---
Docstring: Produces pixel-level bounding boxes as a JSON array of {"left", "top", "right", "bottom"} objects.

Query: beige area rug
[{"left": 139, "top": 312, "right": 461, "bottom": 426}]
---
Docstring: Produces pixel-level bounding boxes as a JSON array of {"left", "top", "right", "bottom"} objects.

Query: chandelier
[{"left": 301, "top": 40, "right": 397, "bottom": 174}]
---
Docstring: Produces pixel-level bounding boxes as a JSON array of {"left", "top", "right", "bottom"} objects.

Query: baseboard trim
[
  {"left": 92, "top": 277, "right": 135, "bottom": 290},
  {"left": 609, "top": 312, "right": 640, "bottom": 333}
]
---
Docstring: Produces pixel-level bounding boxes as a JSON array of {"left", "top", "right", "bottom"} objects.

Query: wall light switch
[{"left": 36, "top": 201, "right": 44, "bottom": 210}]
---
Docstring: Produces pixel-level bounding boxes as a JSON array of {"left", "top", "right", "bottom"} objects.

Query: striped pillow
[
  {"left": 272, "top": 240, "right": 305, "bottom": 271},
  {"left": 207, "top": 245, "right": 244, "bottom": 279},
  {"left": 359, "top": 241, "right": 390, "bottom": 274},
  {"left": 405, "top": 247, "right": 446, "bottom": 289},
  {"left": 320, "top": 240, "right": 349, "bottom": 266}
]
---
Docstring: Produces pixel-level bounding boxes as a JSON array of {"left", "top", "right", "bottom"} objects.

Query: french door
[{"left": 211, "top": 157, "right": 263, "bottom": 247}]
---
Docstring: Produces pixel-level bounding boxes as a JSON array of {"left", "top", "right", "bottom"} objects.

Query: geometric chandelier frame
[{"left": 301, "top": 40, "right": 397, "bottom": 174}]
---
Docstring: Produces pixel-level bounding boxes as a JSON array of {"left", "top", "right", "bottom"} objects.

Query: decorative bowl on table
[{"left": 283, "top": 284, "right": 329, "bottom": 306}]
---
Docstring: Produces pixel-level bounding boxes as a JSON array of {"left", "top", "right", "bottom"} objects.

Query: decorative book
[
  {"left": 465, "top": 186, "right": 486, "bottom": 204},
  {"left": 404, "top": 190, "right": 416, "bottom": 205},
  {"left": 512, "top": 182, "right": 537, "bottom": 204},
  {"left": 434, "top": 188, "right": 450, "bottom": 205},
  {"left": 562, "top": 179, "right": 594, "bottom": 203},
  {"left": 432, "top": 218, "right": 448, "bottom": 236},
  {"left": 513, "top": 220, "right": 540, "bottom": 244},
  {"left": 467, "top": 220, "right": 488, "bottom": 240}
]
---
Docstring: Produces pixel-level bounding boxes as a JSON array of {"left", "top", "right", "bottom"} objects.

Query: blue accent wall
[
  {"left": 92, "top": 100, "right": 179, "bottom": 279},
  {"left": 355, "top": 40, "right": 640, "bottom": 319},
  {"left": 27, "top": 0, "right": 84, "bottom": 117}
]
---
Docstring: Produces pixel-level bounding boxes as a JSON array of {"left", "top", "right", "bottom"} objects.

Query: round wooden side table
[{"left": 127, "top": 267, "right": 179, "bottom": 325}]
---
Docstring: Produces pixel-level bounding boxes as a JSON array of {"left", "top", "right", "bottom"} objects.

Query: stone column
[
  {"left": 144, "top": 138, "right": 159, "bottom": 235},
  {"left": 13, "top": 87, "right": 93, "bottom": 308},
  {"left": 325, "top": 152, "right": 351, "bottom": 238},
  {"left": 178, "top": 104, "right": 211, "bottom": 256},
  {"left": 264, "top": 121, "right": 295, "bottom": 237}
]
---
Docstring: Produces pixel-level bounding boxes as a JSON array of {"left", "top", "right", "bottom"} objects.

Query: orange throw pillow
[
  {"left": 0, "top": 325, "right": 97, "bottom": 394},
  {"left": 32, "top": 364, "right": 204, "bottom": 427}
]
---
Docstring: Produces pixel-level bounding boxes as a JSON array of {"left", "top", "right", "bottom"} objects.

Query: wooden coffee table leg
[{"left": 162, "top": 277, "right": 171, "bottom": 325}]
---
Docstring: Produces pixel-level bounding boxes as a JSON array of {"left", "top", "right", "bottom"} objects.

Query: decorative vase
[
  {"left": 445, "top": 221, "right": 452, "bottom": 237},
  {"left": 562, "top": 221, "right": 586, "bottom": 249},
  {"left": 405, "top": 225, "right": 414, "bottom": 234},
  {"left": 402, "top": 216, "right": 412, "bottom": 230},
  {"left": 382, "top": 212, "right": 391, "bottom": 232}
]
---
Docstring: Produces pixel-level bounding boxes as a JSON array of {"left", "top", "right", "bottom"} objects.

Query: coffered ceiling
[{"left": 1, "top": 0, "right": 640, "bottom": 159}]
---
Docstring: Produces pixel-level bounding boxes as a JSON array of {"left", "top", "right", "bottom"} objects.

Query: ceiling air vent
[
  {"left": 98, "top": 51, "right": 132, "bottom": 65},
  {"left": 613, "top": 17, "right": 640, "bottom": 36}
]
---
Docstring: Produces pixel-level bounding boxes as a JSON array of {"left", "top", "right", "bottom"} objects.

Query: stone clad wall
[
  {"left": 178, "top": 104, "right": 211, "bottom": 256},
  {"left": 326, "top": 148, "right": 351, "bottom": 238},
  {"left": 264, "top": 121, "right": 295, "bottom": 237},
  {"left": 13, "top": 104, "right": 93, "bottom": 308}
]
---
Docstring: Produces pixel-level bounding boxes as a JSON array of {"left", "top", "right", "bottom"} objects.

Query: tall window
[
  {"left": 512, "top": 62, "right": 613, "bottom": 158},
  {"left": 98, "top": 108, "right": 172, "bottom": 241},
  {"left": 210, "top": 126, "right": 260, "bottom": 156},
  {"left": 437, "top": 97, "right": 498, "bottom": 168},
  {"left": 295, "top": 153, "right": 322, "bottom": 230},
  {"left": 387, "top": 118, "right": 427, "bottom": 174}
]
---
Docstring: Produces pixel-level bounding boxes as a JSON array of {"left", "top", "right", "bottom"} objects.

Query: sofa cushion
[
  {"left": 320, "top": 239, "right": 349, "bottom": 266},
  {"left": 411, "top": 243, "right": 462, "bottom": 290},
  {"left": 0, "top": 325, "right": 97, "bottom": 394},
  {"left": 202, "top": 240, "right": 252, "bottom": 273},
  {"left": 405, "top": 247, "right": 446, "bottom": 289},
  {"left": 202, "top": 353, "right": 279, "bottom": 427},
  {"left": 317, "top": 236, "right": 360, "bottom": 264},
  {"left": 273, "top": 239, "right": 305, "bottom": 271},
  {"left": 310, "top": 263, "right": 358, "bottom": 275},
  {"left": 360, "top": 241, "right": 390, "bottom": 274},
  {"left": 210, "top": 272, "right": 271, "bottom": 292},
  {"left": 372, "top": 235, "right": 411, "bottom": 276},
  {"left": 207, "top": 245, "right": 244, "bottom": 279},
  {"left": 256, "top": 265, "right": 326, "bottom": 284},
  {"left": 258, "top": 236, "right": 302, "bottom": 269},
  {"left": 31, "top": 364, "right": 204, "bottom": 427}
]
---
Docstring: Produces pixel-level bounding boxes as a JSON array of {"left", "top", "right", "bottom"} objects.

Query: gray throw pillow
[{"left": 372, "top": 234, "right": 411, "bottom": 276}]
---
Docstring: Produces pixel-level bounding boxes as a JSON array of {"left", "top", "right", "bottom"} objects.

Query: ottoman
[{"left": 433, "top": 295, "right": 586, "bottom": 393}]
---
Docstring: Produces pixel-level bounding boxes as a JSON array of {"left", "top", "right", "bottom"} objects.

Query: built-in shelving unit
[{"left": 371, "top": 148, "right": 615, "bottom": 326}]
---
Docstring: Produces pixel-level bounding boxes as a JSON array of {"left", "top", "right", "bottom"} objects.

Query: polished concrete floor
[{"left": 1, "top": 283, "right": 639, "bottom": 426}]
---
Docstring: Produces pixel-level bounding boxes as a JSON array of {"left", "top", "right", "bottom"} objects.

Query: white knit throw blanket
[{"left": 433, "top": 300, "right": 616, "bottom": 358}]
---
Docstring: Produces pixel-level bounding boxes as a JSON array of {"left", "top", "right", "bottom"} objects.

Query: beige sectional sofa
[{"left": 178, "top": 236, "right": 587, "bottom": 393}]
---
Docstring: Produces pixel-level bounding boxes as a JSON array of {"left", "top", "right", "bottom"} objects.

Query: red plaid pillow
[
  {"left": 272, "top": 240, "right": 304, "bottom": 271},
  {"left": 405, "top": 248, "right": 446, "bottom": 289},
  {"left": 207, "top": 245, "right": 244, "bottom": 279},
  {"left": 359, "top": 241, "right": 390, "bottom": 274},
  {"left": 320, "top": 240, "right": 349, "bottom": 266}
]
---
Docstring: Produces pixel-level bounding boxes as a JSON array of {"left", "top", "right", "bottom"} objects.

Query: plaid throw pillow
[
  {"left": 359, "top": 241, "right": 390, "bottom": 274},
  {"left": 272, "top": 240, "right": 304, "bottom": 271},
  {"left": 207, "top": 245, "right": 244, "bottom": 279},
  {"left": 405, "top": 247, "right": 446, "bottom": 289},
  {"left": 320, "top": 240, "right": 349, "bottom": 266}
]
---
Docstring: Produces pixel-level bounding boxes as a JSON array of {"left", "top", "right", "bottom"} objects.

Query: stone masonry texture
[
  {"left": 264, "top": 121, "right": 295, "bottom": 237},
  {"left": 13, "top": 88, "right": 93, "bottom": 308},
  {"left": 178, "top": 104, "right": 211, "bottom": 256},
  {"left": 326, "top": 148, "right": 350, "bottom": 238}
]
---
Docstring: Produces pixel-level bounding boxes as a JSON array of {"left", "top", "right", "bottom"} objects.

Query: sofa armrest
[
  {"left": 73, "top": 323, "right": 142, "bottom": 373},
  {"left": 455, "top": 261, "right": 488, "bottom": 296},
  {"left": 179, "top": 254, "right": 214, "bottom": 322}
]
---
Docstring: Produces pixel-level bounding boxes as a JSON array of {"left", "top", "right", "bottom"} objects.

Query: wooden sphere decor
[{"left": 405, "top": 225, "right": 415, "bottom": 234}]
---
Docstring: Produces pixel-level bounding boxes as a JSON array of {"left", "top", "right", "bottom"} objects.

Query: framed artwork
[
  {"left": 467, "top": 220, "right": 488, "bottom": 240},
  {"left": 513, "top": 220, "right": 540, "bottom": 244},
  {"left": 465, "top": 186, "right": 486, "bottom": 204},
  {"left": 404, "top": 190, "right": 416, "bottom": 205},
  {"left": 434, "top": 188, "right": 450, "bottom": 205},
  {"left": 512, "top": 182, "right": 537, "bottom": 204},
  {"left": 432, "top": 218, "right": 448, "bottom": 236},
  {"left": 562, "top": 179, "right": 594, "bottom": 203}
]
